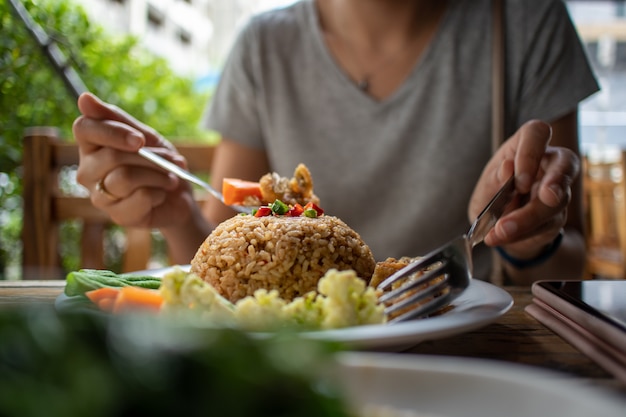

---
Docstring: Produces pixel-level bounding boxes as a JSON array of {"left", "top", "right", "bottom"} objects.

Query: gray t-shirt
[{"left": 204, "top": 0, "right": 599, "bottom": 280}]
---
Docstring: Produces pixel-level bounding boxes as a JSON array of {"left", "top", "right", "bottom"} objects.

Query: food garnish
[{"left": 251, "top": 199, "right": 324, "bottom": 218}]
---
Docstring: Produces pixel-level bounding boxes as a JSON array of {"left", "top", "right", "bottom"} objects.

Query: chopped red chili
[
  {"left": 304, "top": 202, "right": 324, "bottom": 216},
  {"left": 287, "top": 203, "right": 304, "bottom": 217},
  {"left": 254, "top": 206, "right": 273, "bottom": 217}
]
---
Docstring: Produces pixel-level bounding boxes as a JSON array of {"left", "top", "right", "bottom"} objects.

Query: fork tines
[
  {"left": 386, "top": 288, "right": 456, "bottom": 323},
  {"left": 376, "top": 255, "right": 451, "bottom": 323}
]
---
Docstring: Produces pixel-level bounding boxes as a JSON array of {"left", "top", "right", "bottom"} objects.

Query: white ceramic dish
[
  {"left": 57, "top": 265, "right": 513, "bottom": 351},
  {"left": 333, "top": 352, "right": 626, "bottom": 417},
  {"left": 136, "top": 265, "right": 512, "bottom": 350}
]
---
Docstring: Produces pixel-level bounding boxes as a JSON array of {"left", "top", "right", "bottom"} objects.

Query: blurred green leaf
[{"left": 0, "top": 309, "right": 352, "bottom": 417}]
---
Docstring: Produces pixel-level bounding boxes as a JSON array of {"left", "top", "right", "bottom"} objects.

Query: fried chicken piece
[
  {"left": 259, "top": 163, "right": 320, "bottom": 206},
  {"left": 370, "top": 257, "right": 419, "bottom": 288},
  {"left": 372, "top": 256, "right": 452, "bottom": 319}
]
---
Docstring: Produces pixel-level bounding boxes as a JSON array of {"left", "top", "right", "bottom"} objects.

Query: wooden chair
[
  {"left": 21, "top": 126, "right": 216, "bottom": 280},
  {"left": 583, "top": 151, "right": 626, "bottom": 279}
]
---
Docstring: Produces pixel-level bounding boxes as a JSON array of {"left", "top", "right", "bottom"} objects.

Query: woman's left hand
[{"left": 469, "top": 119, "right": 581, "bottom": 261}]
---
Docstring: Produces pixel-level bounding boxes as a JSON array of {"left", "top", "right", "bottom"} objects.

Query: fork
[
  {"left": 137, "top": 147, "right": 254, "bottom": 214},
  {"left": 377, "top": 175, "right": 517, "bottom": 323}
]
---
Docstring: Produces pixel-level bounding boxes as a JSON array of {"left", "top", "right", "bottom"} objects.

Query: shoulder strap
[
  {"left": 491, "top": 0, "right": 506, "bottom": 285},
  {"left": 491, "top": 0, "right": 506, "bottom": 153}
]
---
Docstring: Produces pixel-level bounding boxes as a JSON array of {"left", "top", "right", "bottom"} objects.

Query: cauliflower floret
[
  {"left": 282, "top": 291, "right": 323, "bottom": 329},
  {"left": 317, "top": 269, "right": 386, "bottom": 329},
  {"left": 159, "top": 266, "right": 188, "bottom": 306},
  {"left": 160, "top": 268, "right": 236, "bottom": 325},
  {"left": 234, "top": 289, "right": 287, "bottom": 331}
]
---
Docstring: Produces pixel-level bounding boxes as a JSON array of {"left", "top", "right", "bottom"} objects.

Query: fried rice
[{"left": 190, "top": 214, "right": 376, "bottom": 303}]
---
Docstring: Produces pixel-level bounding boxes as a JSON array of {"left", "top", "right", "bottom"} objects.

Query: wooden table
[{"left": 1, "top": 281, "right": 625, "bottom": 398}]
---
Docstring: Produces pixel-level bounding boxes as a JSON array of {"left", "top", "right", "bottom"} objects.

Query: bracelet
[{"left": 495, "top": 230, "right": 564, "bottom": 269}]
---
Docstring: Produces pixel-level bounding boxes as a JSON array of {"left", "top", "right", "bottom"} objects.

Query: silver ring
[{"left": 96, "top": 177, "right": 120, "bottom": 201}]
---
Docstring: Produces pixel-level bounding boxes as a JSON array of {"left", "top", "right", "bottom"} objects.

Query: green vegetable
[
  {"left": 64, "top": 269, "right": 162, "bottom": 297},
  {"left": 304, "top": 208, "right": 318, "bottom": 218},
  {"left": 270, "top": 199, "right": 289, "bottom": 215}
]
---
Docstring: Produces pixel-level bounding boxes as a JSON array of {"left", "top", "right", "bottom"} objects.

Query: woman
[{"left": 73, "top": 0, "right": 599, "bottom": 285}]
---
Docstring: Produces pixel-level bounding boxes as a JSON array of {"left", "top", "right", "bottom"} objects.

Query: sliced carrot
[
  {"left": 86, "top": 286, "right": 121, "bottom": 303},
  {"left": 112, "top": 286, "right": 164, "bottom": 314},
  {"left": 97, "top": 297, "right": 116, "bottom": 312},
  {"left": 222, "top": 178, "right": 262, "bottom": 205},
  {"left": 86, "top": 287, "right": 121, "bottom": 312}
]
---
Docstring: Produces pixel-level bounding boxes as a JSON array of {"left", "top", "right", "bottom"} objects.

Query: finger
[
  {"left": 76, "top": 93, "right": 173, "bottom": 149},
  {"left": 76, "top": 147, "right": 123, "bottom": 192},
  {"left": 487, "top": 220, "right": 564, "bottom": 260},
  {"left": 105, "top": 188, "right": 170, "bottom": 227},
  {"left": 73, "top": 116, "right": 145, "bottom": 154},
  {"left": 535, "top": 147, "right": 580, "bottom": 208},
  {"left": 88, "top": 162, "right": 180, "bottom": 206},
  {"left": 77, "top": 93, "right": 156, "bottom": 142},
  {"left": 485, "top": 192, "right": 568, "bottom": 246},
  {"left": 76, "top": 143, "right": 187, "bottom": 194},
  {"left": 106, "top": 164, "right": 181, "bottom": 198},
  {"left": 511, "top": 120, "right": 552, "bottom": 194},
  {"left": 107, "top": 183, "right": 195, "bottom": 229}
]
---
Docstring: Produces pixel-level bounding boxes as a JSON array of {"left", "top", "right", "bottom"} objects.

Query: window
[
  {"left": 566, "top": 1, "right": 626, "bottom": 157},
  {"left": 178, "top": 28, "right": 192, "bottom": 45},
  {"left": 147, "top": 5, "right": 165, "bottom": 28}
]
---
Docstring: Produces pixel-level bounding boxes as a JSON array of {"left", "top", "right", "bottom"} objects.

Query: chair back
[
  {"left": 21, "top": 126, "right": 215, "bottom": 280},
  {"left": 583, "top": 151, "right": 626, "bottom": 279}
]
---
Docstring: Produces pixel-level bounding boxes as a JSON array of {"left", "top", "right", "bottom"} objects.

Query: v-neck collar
[{"left": 305, "top": 0, "right": 454, "bottom": 109}]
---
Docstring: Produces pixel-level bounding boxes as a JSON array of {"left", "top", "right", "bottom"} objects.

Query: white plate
[
  {"left": 333, "top": 352, "right": 626, "bottom": 417},
  {"left": 58, "top": 265, "right": 513, "bottom": 351},
  {"left": 302, "top": 277, "right": 511, "bottom": 350}
]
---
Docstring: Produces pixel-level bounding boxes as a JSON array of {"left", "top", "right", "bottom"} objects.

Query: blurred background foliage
[{"left": 0, "top": 0, "right": 216, "bottom": 279}]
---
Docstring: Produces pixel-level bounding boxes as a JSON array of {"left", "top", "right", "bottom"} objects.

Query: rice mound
[{"left": 190, "top": 215, "right": 376, "bottom": 303}]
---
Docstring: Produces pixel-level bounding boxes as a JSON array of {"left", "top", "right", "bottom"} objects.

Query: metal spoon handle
[{"left": 137, "top": 147, "right": 224, "bottom": 202}]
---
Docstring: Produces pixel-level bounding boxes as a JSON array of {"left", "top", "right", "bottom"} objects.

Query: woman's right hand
[{"left": 72, "top": 92, "right": 199, "bottom": 230}]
